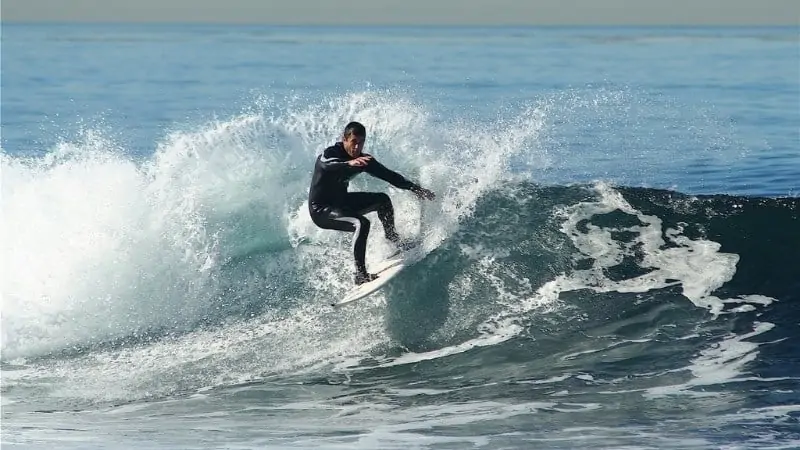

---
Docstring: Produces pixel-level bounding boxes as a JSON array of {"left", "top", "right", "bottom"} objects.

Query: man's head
[{"left": 342, "top": 121, "right": 366, "bottom": 157}]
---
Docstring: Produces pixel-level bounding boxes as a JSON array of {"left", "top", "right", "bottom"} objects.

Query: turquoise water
[{"left": 2, "top": 24, "right": 799, "bottom": 449}]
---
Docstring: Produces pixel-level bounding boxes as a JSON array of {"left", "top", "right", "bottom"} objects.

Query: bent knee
[
  {"left": 357, "top": 216, "right": 371, "bottom": 231},
  {"left": 375, "top": 193, "right": 392, "bottom": 209}
]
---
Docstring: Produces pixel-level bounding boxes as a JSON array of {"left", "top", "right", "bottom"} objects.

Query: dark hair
[{"left": 343, "top": 121, "right": 366, "bottom": 138}]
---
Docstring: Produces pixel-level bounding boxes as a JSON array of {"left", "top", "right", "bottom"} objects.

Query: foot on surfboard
[
  {"left": 387, "top": 239, "right": 420, "bottom": 259},
  {"left": 354, "top": 272, "right": 379, "bottom": 285}
]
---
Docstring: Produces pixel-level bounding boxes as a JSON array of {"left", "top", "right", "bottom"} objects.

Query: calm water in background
[
  {"left": 4, "top": 25, "right": 798, "bottom": 195},
  {"left": 2, "top": 24, "right": 799, "bottom": 449}
]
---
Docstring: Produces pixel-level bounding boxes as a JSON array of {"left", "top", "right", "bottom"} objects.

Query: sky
[{"left": 2, "top": 0, "right": 799, "bottom": 25}]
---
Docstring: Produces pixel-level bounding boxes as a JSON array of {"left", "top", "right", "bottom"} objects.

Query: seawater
[{"left": 2, "top": 24, "right": 799, "bottom": 449}]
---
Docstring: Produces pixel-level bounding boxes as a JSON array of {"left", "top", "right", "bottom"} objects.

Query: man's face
[{"left": 342, "top": 134, "right": 365, "bottom": 157}]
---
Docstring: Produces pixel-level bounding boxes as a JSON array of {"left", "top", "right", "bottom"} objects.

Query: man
[{"left": 308, "top": 121, "right": 436, "bottom": 285}]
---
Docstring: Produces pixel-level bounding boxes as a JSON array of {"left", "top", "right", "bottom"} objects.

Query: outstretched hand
[
  {"left": 347, "top": 156, "right": 372, "bottom": 167},
  {"left": 412, "top": 185, "right": 436, "bottom": 201}
]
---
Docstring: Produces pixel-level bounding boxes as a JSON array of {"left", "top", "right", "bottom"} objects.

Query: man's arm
[
  {"left": 363, "top": 157, "right": 415, "bottom": 189},
  {"left": 364, "top": 157, "right": 436, "bottom": 200}
]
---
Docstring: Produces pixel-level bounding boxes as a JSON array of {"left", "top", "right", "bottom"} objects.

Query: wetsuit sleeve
[
  {"left": 317, "top": 147, "right": 350, "bottom": 171},
  {"left": 364, "top": 157, "right": 416, "bottom": 190}
]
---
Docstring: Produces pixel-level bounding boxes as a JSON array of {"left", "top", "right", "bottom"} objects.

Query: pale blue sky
[{"left": 3, "top": 0, "right": 799, "bottom": 25}]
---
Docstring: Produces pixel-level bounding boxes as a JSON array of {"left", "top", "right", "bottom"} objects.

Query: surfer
[{"left": 308, "top": 121, "right": 435, "bottom": 285}]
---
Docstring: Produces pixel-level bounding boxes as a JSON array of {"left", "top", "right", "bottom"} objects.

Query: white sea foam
[{"left": 1, "top": 90, "right": 547, "bottom": 402}]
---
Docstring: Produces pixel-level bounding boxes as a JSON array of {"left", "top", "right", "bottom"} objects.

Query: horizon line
[{"left": 3, "top": 20, "right": 798, "bottom": 28}]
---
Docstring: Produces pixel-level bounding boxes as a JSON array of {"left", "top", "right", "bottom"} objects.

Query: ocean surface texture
[{"left": 2, "top": 24, "right": 799, "bottom": 449}]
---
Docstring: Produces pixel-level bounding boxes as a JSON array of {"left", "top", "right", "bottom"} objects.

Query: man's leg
[
  {"left": 345, "top": 192, "right": 401, "bottom": 244},
  {"left": 311, "top": 206, "right": 375, "bottom": 284}
]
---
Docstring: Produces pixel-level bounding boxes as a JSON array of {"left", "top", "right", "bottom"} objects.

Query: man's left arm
[
  {"left": 364, "top": 157, "right": 435, "bottom": 200},
  {"left": 363, "top": 156, "right": 415, "bottom": 188}
]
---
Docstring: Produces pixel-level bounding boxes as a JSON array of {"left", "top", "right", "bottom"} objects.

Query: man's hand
[
  {"left": 347, "top": 156, "right": 372, "bottom": 167},
  {"left": 412, "top": 185, "right": 436, "bottom": 201}
]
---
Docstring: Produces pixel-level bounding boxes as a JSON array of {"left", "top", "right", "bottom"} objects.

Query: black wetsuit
[{"left": 308, "top": 142, "right": 417, "bottom": 278}]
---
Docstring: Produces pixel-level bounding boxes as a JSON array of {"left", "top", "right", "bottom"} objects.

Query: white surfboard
[
  {"left": 331, "top": 241, "right": 428, "bottom": 307},
  {"left": 331, "top": 244, "right": 429, "bottom": 307},
  {"left": 332, "top": 262, "right": 406, "bottom": 307}
]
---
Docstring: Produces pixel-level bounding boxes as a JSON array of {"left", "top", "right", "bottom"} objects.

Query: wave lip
[{"left": 1, "top": 88, "right": 548, "bottom": 361}]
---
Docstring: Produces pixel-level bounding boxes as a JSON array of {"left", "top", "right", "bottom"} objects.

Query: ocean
[{"left": 1, "top": 24, "right": 799, "bottom": 449}]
